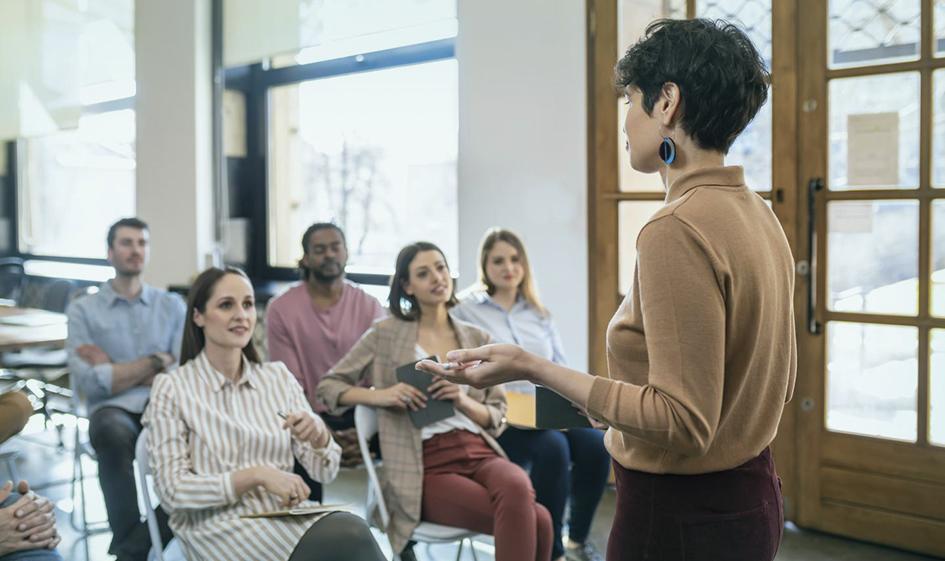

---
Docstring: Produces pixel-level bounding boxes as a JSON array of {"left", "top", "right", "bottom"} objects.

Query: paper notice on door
[
  {"left": 847, "top": 112, "right": 899, "bottom": 186},
  {"left": 828, "top": 201, "right": 873, "bottom": 234}
]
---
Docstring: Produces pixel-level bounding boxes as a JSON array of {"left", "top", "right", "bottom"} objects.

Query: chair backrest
[
  {"left": 19, "top": 278, "right": 76, "bottom": 313},
  {"left": 354, "top": 405, "right": 389, "bottom": 529},
  {"left": 135, "top": 428, "right": 168, "bottom": 561},
  {"left": 0, "top": 258, "right": 25, "bottom": 303},
  {"left": 40, "top": 279, "right": 75, "bottom": 313}
]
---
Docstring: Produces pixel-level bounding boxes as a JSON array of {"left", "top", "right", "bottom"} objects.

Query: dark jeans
[
  {"left": 88, "top": 406, "right": 172, "bottom": 561},
  {"left": 0, "top": 494, "right": 63, "bottom": 561},
  {"left": 287, "top": 511, "right": 385, "bottom": 561},
  {"left": 0, "top": 551, "right": 62, "bottom": 561},
  {"left": 498, "top": 426, "right": 611, "bottom": 559},
  {"left": 608, "top": 448, "right": 784, "bottom": 561}
]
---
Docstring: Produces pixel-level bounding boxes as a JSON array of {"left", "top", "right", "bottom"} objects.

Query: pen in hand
[{"left": 279, "top": 410, "right": 328, "bottom": 448}]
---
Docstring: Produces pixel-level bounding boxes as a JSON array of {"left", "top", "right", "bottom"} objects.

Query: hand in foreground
[
  {"left": 283, "top": 411, "right": 331, "bottom": 448},
  {"left": 372, "top": 383, "right": 427, "bottom": 411},
  {"left": 0, "top": 481, "right": 60, "bottom": 555},
  {"left": 416, "top": 344, "right": 534, "bottom": 389},
  {"left": 255, "top": 467, "right": 310, "bottom": 508}
]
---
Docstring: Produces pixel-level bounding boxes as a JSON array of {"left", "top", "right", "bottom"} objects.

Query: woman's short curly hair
[{"left": 615, "top": 18, "right": 770, "bottom": 153}]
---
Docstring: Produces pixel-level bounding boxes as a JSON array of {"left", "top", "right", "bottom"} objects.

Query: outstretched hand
[{"left": 416, "top": 343, "right": 536, "bottom": 389}]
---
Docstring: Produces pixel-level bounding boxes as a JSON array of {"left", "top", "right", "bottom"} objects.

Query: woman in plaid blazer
[{"left": 317, "top": 241, "right": 552, "bottom": 561}]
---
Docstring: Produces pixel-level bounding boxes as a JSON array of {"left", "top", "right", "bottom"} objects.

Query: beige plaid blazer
[{"left": 316, "top": 315, "right": 508, "bottom": 553}]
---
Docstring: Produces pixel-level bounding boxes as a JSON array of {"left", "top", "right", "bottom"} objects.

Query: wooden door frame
[{"left": 586, "top": 0, "right": 801, "bottom": 520}]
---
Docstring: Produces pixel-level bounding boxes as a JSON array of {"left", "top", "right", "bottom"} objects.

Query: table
[{"left": 0, "top": 307, "right": 68, "bottom": 353}]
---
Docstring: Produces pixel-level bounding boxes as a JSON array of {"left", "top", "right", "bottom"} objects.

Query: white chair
[
  {"left": 135, "top": 428, "right": 187, "bottom": 561},
  {"left": 354, "top": 405, "right": 480, "bottom": 561}
]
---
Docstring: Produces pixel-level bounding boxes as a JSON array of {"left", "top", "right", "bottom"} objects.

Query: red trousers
[{"left": 421, "top": 430, "right": 552, "bottom": 561}]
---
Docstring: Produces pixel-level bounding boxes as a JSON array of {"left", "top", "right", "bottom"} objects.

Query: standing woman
[
  {"left": 143, "top": 267, "right": 386, "bottom": 561},
  {"left": 421, "top": 19, "right": 795, "bottom": 561},
  {"left": 452, "top": 228, "right": 610, "bottom": 561},
  {"left": 316, "top": 242, "right": 552, "bottom": 561}
]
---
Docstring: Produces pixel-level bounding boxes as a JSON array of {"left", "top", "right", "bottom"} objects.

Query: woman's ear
[
  {"left": 658, "top": 82, "right": 681, "bottom": 128},
  {"left": 192, "top": 308, "right": 205, "bottom": 328},
  {"left": 401, "top": 278, "right": 414, "bottom": 297}
]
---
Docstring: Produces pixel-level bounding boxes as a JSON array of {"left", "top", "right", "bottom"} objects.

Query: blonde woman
[
  {"left": 317, "top": 242, "right": 552, "bottom": 561},
  {"left": 452, "top": 229, "right": 609, "bottom": 561}
]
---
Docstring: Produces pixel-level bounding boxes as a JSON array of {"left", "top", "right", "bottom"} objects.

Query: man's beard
[
  {"left": 311, "top": 262, "right": 344, "bottom": 283},
  {"left": 114, "top": 262, "right": 143, "bottom": 278}
]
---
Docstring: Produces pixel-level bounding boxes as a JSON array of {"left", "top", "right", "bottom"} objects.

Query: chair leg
[
  {"left": 454, "top": 538, "right": 465, "bottom": 561},
  {"left": 71, "top": 438, "right": 84, "bottom": 532},
  {"left": 70, "top": 429, "right": 109, "bottom": 535},
  {"left": 469, "top": 539, "right": 479, "bottom": 561}
]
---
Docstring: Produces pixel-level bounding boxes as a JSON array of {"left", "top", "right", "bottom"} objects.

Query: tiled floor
[{"left": 4, "top": 412, "right": 941, "bottom": 561}]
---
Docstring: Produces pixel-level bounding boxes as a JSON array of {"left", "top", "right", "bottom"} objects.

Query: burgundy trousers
[
  {"left": 420, "top": 430, "right": 553, "bottom": 561},
  {"left": 608, "top": 448, "right": 784, "bottom": 561}
]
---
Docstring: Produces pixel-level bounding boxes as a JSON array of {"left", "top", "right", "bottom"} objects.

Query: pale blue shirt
[
  {"left": 451, "top": 290, "right": 568, "bottom": 365},
  {"left": 66, "top": 281, "right": 186, "bottom": 414}
]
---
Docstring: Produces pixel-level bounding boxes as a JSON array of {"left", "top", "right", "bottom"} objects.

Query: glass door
[{"left": 795, "top": 0, "right": 945, "bottom": 555}]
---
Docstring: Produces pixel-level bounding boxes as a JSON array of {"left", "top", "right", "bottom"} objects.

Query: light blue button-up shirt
[
  {"left": 66, "top": 281, "right": 186, "bottom": 414},
  {"left": 451, "top": 289, "right": 568, "bottom": 365}
]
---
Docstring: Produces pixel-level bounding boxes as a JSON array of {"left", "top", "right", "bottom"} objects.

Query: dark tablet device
[
  {"left": 535, "top": 385, "right": 592, "bottom": 429},
  {"left": 395, "top": 357, "right": 456, "bottom": 429}
]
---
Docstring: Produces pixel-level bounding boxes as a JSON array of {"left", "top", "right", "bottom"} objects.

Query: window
[
  {"left": 241, "top": 2, "right": 459, "bottom": 280},
  {"left": 18, "top": 109, "right": 135, "bottom": 259},
  {"left": 267, "top": 57, "right": 458, "bottom": 274},
  {"left": 15, "top": 0, "right": 135, "bottom": 261},
  {"left": 225, "top": 1, "right": 459, "bottom": 281}
]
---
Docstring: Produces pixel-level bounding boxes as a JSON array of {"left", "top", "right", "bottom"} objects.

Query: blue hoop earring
[{"left": 659, "top": 137, "right": 676, "bottom": 165}]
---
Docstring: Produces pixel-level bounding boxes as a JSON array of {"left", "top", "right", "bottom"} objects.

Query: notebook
[
  {"left": 535, "top": 385, "right": 592, "bottom": 429},
  {"left": 395, "top": 357, "right": 456, "bottom": 429}
]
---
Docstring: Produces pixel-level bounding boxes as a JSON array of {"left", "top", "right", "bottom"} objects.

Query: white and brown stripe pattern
[{"left": 143, "top": 351, "right": 341, "bottom": 561}]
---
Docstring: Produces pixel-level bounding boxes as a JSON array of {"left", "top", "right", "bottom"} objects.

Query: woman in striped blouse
[{"left": 143, "top": 267, "right": 386, "bottom": 561}]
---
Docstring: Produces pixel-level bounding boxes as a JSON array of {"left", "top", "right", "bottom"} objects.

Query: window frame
[{"left": 230, "top": 37, "right": 457, "bottom": 287}]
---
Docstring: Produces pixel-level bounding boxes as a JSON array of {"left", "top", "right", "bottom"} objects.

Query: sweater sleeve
[
  {"left": 276, "top": 363, "right": 341, "bottom": 483},
  {"left": 585, "top": 215, "right": 726, "bottom": 456},
  {"left": 143, "top": 375, "right": 239, "bottom": 512}
]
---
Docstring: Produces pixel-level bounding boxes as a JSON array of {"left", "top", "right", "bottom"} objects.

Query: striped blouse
[{"left": 143, "top": 352, "right": 342, "bottom": 561}]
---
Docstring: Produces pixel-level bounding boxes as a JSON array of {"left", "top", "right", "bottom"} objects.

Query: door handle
[{"left": 804, "top": 177, "right": 823, "bottom": 335}]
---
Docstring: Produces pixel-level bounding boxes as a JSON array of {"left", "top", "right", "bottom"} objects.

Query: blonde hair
[{"left": 474, "top": 228, "right": 548, "bottom": 317}]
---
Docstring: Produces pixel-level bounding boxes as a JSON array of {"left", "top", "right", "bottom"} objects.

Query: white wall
[
  {"left": 457, "top": 0, "right": 589, "bottom": 369},
  {"left": 135, "top": 0, "right": 215, "bottom": 289}
]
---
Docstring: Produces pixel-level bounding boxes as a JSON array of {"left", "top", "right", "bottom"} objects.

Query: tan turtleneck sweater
[{"left": 586, "top": 166, "right": 797, "bottom": 475}]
